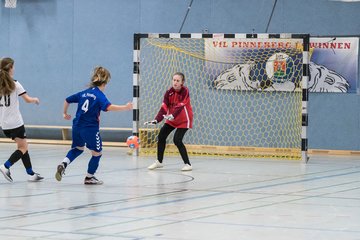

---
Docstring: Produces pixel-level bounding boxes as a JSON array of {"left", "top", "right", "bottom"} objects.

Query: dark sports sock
[
  {"left": 21, "top": 151, "right": 35, "bottom": 175},
  {"left": 26, "top": 168, "right": 35, "bottom": 175},
  {"left": 66, "top": 148, "right": 84, "bottom": 162},
  {"left": 87, "top": 155, "right": 101, "bottom": 175},
  {"left": 5, "top": 150, "right": 24, "bottom": 168}
]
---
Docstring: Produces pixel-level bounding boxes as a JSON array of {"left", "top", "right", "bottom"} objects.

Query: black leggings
[{"left": 157, "top": 123, "right": 190, "bottom": 165}]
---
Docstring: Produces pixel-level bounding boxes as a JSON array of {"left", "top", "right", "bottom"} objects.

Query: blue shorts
[{"left": 71, "top": 127, "right": 102, "bottom": 152}]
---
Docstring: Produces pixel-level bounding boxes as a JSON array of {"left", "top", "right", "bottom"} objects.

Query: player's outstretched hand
[
  {"left": 144, "top": 120, "right": 157, "bottom": 125},
  {"left": 163, "top": 114, "right": 174, "bottom": 121},
  {"left": 63, "top": 113, "right": 71, "bottom": 120},
  {"left": 33, "top": 97, "right": 40, "bottom": 105},
  {"left": 125, "top": 102, "right": 133, "bottom": 110}
]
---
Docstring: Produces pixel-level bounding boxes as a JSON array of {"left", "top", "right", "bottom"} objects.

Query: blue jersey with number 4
[{"left": 66, "top": 87, "right": 111, "bottom": 128}]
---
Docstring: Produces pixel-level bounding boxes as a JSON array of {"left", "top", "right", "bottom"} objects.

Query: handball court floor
[{"left": 0, "top": 143, "right": 360, "bottom": 240}]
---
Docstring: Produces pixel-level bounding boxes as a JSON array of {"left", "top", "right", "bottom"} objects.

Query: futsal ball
[{"left": 126, "top": 135, "right": 140, "bottom": 149}]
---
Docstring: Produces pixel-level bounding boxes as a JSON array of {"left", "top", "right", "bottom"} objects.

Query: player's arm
[
  {"left": 106, "top": 102, "right": 132, "bottom": 112},
  {"left": 144, "top": 91, "right": 169, "bottom": 125},
  {"left": 63, "top": 100, "right": 71, "bottom": 120},
  {"left": 154, "top": 91, "right": 170, "bottom": 122},
  {"left": 21, "top": 93, "right": 40, "bottom": 105},
  {"left": 63, "top": 92, "right": 81, "bottom": 120}
]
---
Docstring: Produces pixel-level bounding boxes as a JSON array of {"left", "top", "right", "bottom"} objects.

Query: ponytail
[
  {"left": 0, "top": 57, "right": 15, "bottom": 96},
  {"left": 90, "top": 66, "right": 111, "bottom": 87}
]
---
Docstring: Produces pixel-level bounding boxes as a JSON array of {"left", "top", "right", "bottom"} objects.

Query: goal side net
[{"left": 133, "top": 33, "right": 309, "bottom": 162}]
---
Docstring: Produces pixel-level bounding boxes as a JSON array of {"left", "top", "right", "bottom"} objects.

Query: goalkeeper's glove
[
  {"left": 144, "top": 120, "right": 157, "bottom": 125},
  {"left": 163, "top": 114, "right": 174, "bottom": 121}
]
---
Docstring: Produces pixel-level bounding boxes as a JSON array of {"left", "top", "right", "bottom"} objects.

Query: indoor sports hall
[{"left": 1, "top": 1, "right": 360, "bottom": 240}]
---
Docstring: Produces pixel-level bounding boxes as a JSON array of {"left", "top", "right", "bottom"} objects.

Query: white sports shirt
[{"left": 0, "top": 81, "right": 26, "bottom": 130}]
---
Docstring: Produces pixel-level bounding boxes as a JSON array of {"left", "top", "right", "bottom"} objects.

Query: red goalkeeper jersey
[{"left": 155, "top": 86, "right": 193, "bottom": 129}]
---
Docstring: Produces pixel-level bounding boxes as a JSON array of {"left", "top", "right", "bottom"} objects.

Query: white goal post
[{"left": 132, "top": 33, "right": 310, "bottom": 163}]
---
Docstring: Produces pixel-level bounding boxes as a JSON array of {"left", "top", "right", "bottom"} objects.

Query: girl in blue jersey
[{"left": 55, "top": 66, "right": 132, "bottom": 185}]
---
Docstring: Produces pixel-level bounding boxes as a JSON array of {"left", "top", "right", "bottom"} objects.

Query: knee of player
[
  {"left": 91, "top": 150, "right": 102, "bottom": 157},
  {"left": 15, "top": 139, "right": 28, "bottom": 153},
  {"left": 173, "top": 138, "right": 184, "bottom": 146},
  {"left": 158, "top": 134, "right": 168, "bottom": 142},
  {"left": 75, "top": 146, "right": 85, "bottom": 151},
  {"left": 17, "top": 148, "right": 28, "bottom": 155}
]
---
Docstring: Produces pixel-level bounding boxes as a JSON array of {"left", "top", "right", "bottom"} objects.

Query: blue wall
[{"left": 0, "top": 0, "right": 359, "bottom": 150}]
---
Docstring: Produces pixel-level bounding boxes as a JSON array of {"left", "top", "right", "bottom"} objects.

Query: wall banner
[
  {"left": 310, "top": 37, "right": 358, "bottom": 93},
  {"left": 206, "top": 37, "right": 359, "bottom": 93}
]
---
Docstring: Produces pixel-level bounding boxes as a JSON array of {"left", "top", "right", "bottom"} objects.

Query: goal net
[{"left": 133, "top": 33, "right": 309, "bottom": 162}]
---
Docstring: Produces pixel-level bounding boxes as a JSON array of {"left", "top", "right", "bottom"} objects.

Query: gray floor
[{"left": 0, "top": 143, "right": 360, "bottom": 240}]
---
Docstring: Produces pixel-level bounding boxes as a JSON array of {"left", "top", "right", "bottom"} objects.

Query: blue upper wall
[{"left": 0, "top": 0, "right": 359, "bottom": 150}]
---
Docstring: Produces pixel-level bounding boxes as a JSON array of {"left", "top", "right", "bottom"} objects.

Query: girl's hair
[
  {"left": 90, "top": 66, "right": 111, "bottom": 87},
  {"left": 173, "top": 72, "right": 185, "bottom": 82},
  {"left": 0, "top": 57, "right": 15, "bottom": 96}
]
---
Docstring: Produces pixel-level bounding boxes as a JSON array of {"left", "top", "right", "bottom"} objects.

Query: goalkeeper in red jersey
[{"left": 145, "top": 72, "right": 193, "bottom": 171}]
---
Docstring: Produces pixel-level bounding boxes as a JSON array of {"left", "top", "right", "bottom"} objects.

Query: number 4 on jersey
[{"left": 81, "top": 99, "right": 89, "bottom": 113}]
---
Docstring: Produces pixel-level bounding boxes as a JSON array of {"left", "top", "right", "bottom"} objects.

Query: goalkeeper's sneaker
[
  {"left": 55, "top": 163, "right": 65, "bottom": 181},
  {"left": 0, "top": 164, "right": 13, "bottom": 182},
  {"left": 148, "top": 160, "right": 163, "bottom": 170},
  {"left": 84, "top": 176, "right": 103, "bottom": 185},
  {"left": 28, "top": 173, "right": 44, "bottom": 182},
  {"left": 181, "top": 164, "right": 192, "bottom": 171}
]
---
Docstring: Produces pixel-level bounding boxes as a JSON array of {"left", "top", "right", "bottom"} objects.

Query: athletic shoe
[
  {"left": 55, "top": 163, "right": 65, "bottom": 181},
  {"left": 0, "top": 164, "right": 13, "bottom": 182},
  {"left": 28, "top": 173, "right": 44, "bottom": 182},
  {"left": 181, "top": 164, "right": 192, "bottom": 171},
  {"left": 84, "top": 176, "right": 103, "bottom": 185},
  {"left": 148, "top": 160, "right": 163, "bottom": 170}
]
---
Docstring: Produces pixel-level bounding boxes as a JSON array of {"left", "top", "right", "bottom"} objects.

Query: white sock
[{"left": 62, "top": 157, "right": 71, "bottom": 165}]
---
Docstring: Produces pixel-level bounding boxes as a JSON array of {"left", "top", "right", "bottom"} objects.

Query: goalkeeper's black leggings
[{"left": 157, "top": 123, "right": 190, "bottom": 165}]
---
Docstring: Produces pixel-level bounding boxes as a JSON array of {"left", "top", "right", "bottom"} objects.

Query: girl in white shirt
[{"left": 0, "top": 57, "right": 43, "bottom": 182}]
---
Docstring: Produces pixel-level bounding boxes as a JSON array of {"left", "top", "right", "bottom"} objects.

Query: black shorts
[{"left": 3, "top": 125, "right": 27, "bottom": 140}]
